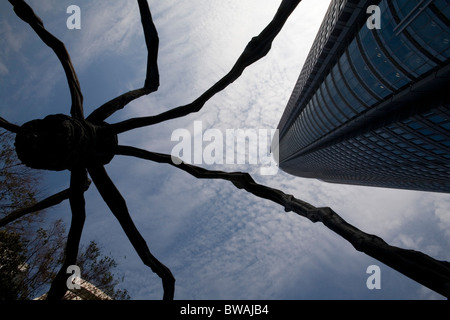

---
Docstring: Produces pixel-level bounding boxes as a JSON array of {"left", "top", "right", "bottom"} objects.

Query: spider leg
[
  {"left": 0, "top": 117, "right": 20, "bottom": 133},
  {"left": 86, "top": 0, "right": 159, "bottom": 124},
  {"left": 87, "top": 163, "right": 175, "bottom": 300},
  {"left": 115, "top": 145, "right": 450, "bottom": 299},
  {"left": 8, "top": 0, "right": 83, "bottom": 120},
  {"left": 109, "top": 0, "right": 302, "bottom": 134},
  {"left": 46, "top": 168, "right": 88, "bottom": 300},
  {"left": 0, "top": 189, "right": 70, "bottom": 228},
  {"left": 0, "top": 179, "right": 90, "bottom": 227}
]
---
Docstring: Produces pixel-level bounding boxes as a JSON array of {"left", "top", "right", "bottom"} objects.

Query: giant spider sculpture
[{"left": 1, "top": 0, "right": 450, "bottom": 300}]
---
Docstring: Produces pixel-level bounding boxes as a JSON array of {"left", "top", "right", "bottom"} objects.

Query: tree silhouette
[{"left": 1, "top": 0, "right": 449, "bottom": 300}]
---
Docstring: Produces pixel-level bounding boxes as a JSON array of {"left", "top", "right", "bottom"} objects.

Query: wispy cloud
[
  {"left": 0, "top": 61, "right": 8, "bottom": 76},
  {"left": 70, "top": 2, "right": 141, "bottom": 67}
]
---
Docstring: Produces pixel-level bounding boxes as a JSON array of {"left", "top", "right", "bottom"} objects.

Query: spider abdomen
[{"left": 14, "top": 114, "right": 117, "bottom": 171}]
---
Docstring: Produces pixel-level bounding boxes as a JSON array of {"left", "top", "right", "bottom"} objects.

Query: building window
[
  {"left": 332, "top": 64, "right": 366, "bottom": 113},
  {"left": 346, "top": 40, "right": 387, "bottom": 101},
  {"left": 325, "top": 75, "right": 356, "bottom": 119},
  {"left": 317, "top": 85, "right": 342, "bottom": 126},
  {"left": 359, "top": 25, "right": 410, "bottom": 89}
]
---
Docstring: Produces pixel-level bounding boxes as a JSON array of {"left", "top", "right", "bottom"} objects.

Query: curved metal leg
[
  {"left": 46, "top": 168, "right": 88, "bottom": 300},
  {"left": 108, "top": 0, "right": 302, "bottom": 133},
  {"left": 8, "top": 0, "right": 84, "bottom": 120},
  {"left": 87, "top": 163, "right": 175, "bottom": 300},
  {"left": 86, "top": 0, "right": 160, "bottom": 124},
  {"left": 115, "top": 145, "right": 450, "bottom": 299}
]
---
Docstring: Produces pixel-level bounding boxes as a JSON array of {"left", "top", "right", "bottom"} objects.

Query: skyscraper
[{"left": 276, "top": 0, "right": 450, "bottom": 193}]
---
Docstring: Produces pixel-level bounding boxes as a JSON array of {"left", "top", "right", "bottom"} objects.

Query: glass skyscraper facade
[{"left": 277, "top": 0, "right": 450, "bottom": 193}]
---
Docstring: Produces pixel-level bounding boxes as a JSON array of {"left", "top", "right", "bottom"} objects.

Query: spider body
[{"left": 15, "top": 114, "right": 117, "bottom": 171}]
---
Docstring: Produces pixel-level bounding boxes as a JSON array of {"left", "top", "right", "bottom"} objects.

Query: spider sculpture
[
  {"left": 1, "top": 0, "right": 304, "bottom": 300},
  {"left": 2, "top": 0, "right": 450, "bottom": 300}
]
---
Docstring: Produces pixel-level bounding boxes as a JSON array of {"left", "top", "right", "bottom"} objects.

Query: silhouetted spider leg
[
  {"left": 115, "top": 145, "right": 450, "bottom": 299},
  {"left": 87, "top": 0, "right": 160, "bottom": 124},
  {"left": 108, "top": 0, "right": 302, "bottom": 134},
  {"left": 87, "top": 163, "right": 175, "bottom": 300},
  {"left": 46, "top": 168, "right": 88, "bottom": 300},
  {"left": 8, "top": 0, "right": 84, "bottom": 120},
  {"left": 0, "top": 188, "right": 72, "bottom": 228},
  {"left": 0, "top": 117, "right": 20, "bottom": 133}
]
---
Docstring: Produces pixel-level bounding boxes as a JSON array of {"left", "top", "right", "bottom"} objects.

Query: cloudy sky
[{"left": 1, "top": 0, "right": 449, "bottom": 300}]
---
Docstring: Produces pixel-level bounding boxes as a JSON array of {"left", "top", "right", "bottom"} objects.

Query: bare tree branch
[
  {"left": 108, "top": 0, "right": 302, "bottom": 134},
  {"left": 8, "top": 0, "right": 84, "bottom": 120},
  {"left": 87, "top": 0, "right": 160, "bottom": 124},
  {"left": 116, "top": 145, "right": 450, "bottom": 299}
]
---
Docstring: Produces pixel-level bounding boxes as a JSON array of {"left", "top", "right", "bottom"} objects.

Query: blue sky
[{"left": 1, "top": 0, "right": 449, "bottom": 300}]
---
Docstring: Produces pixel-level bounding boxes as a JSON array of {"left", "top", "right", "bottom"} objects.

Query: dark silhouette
[{"left": 1, "top": 0, "right": 449, "bottom": 299}]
